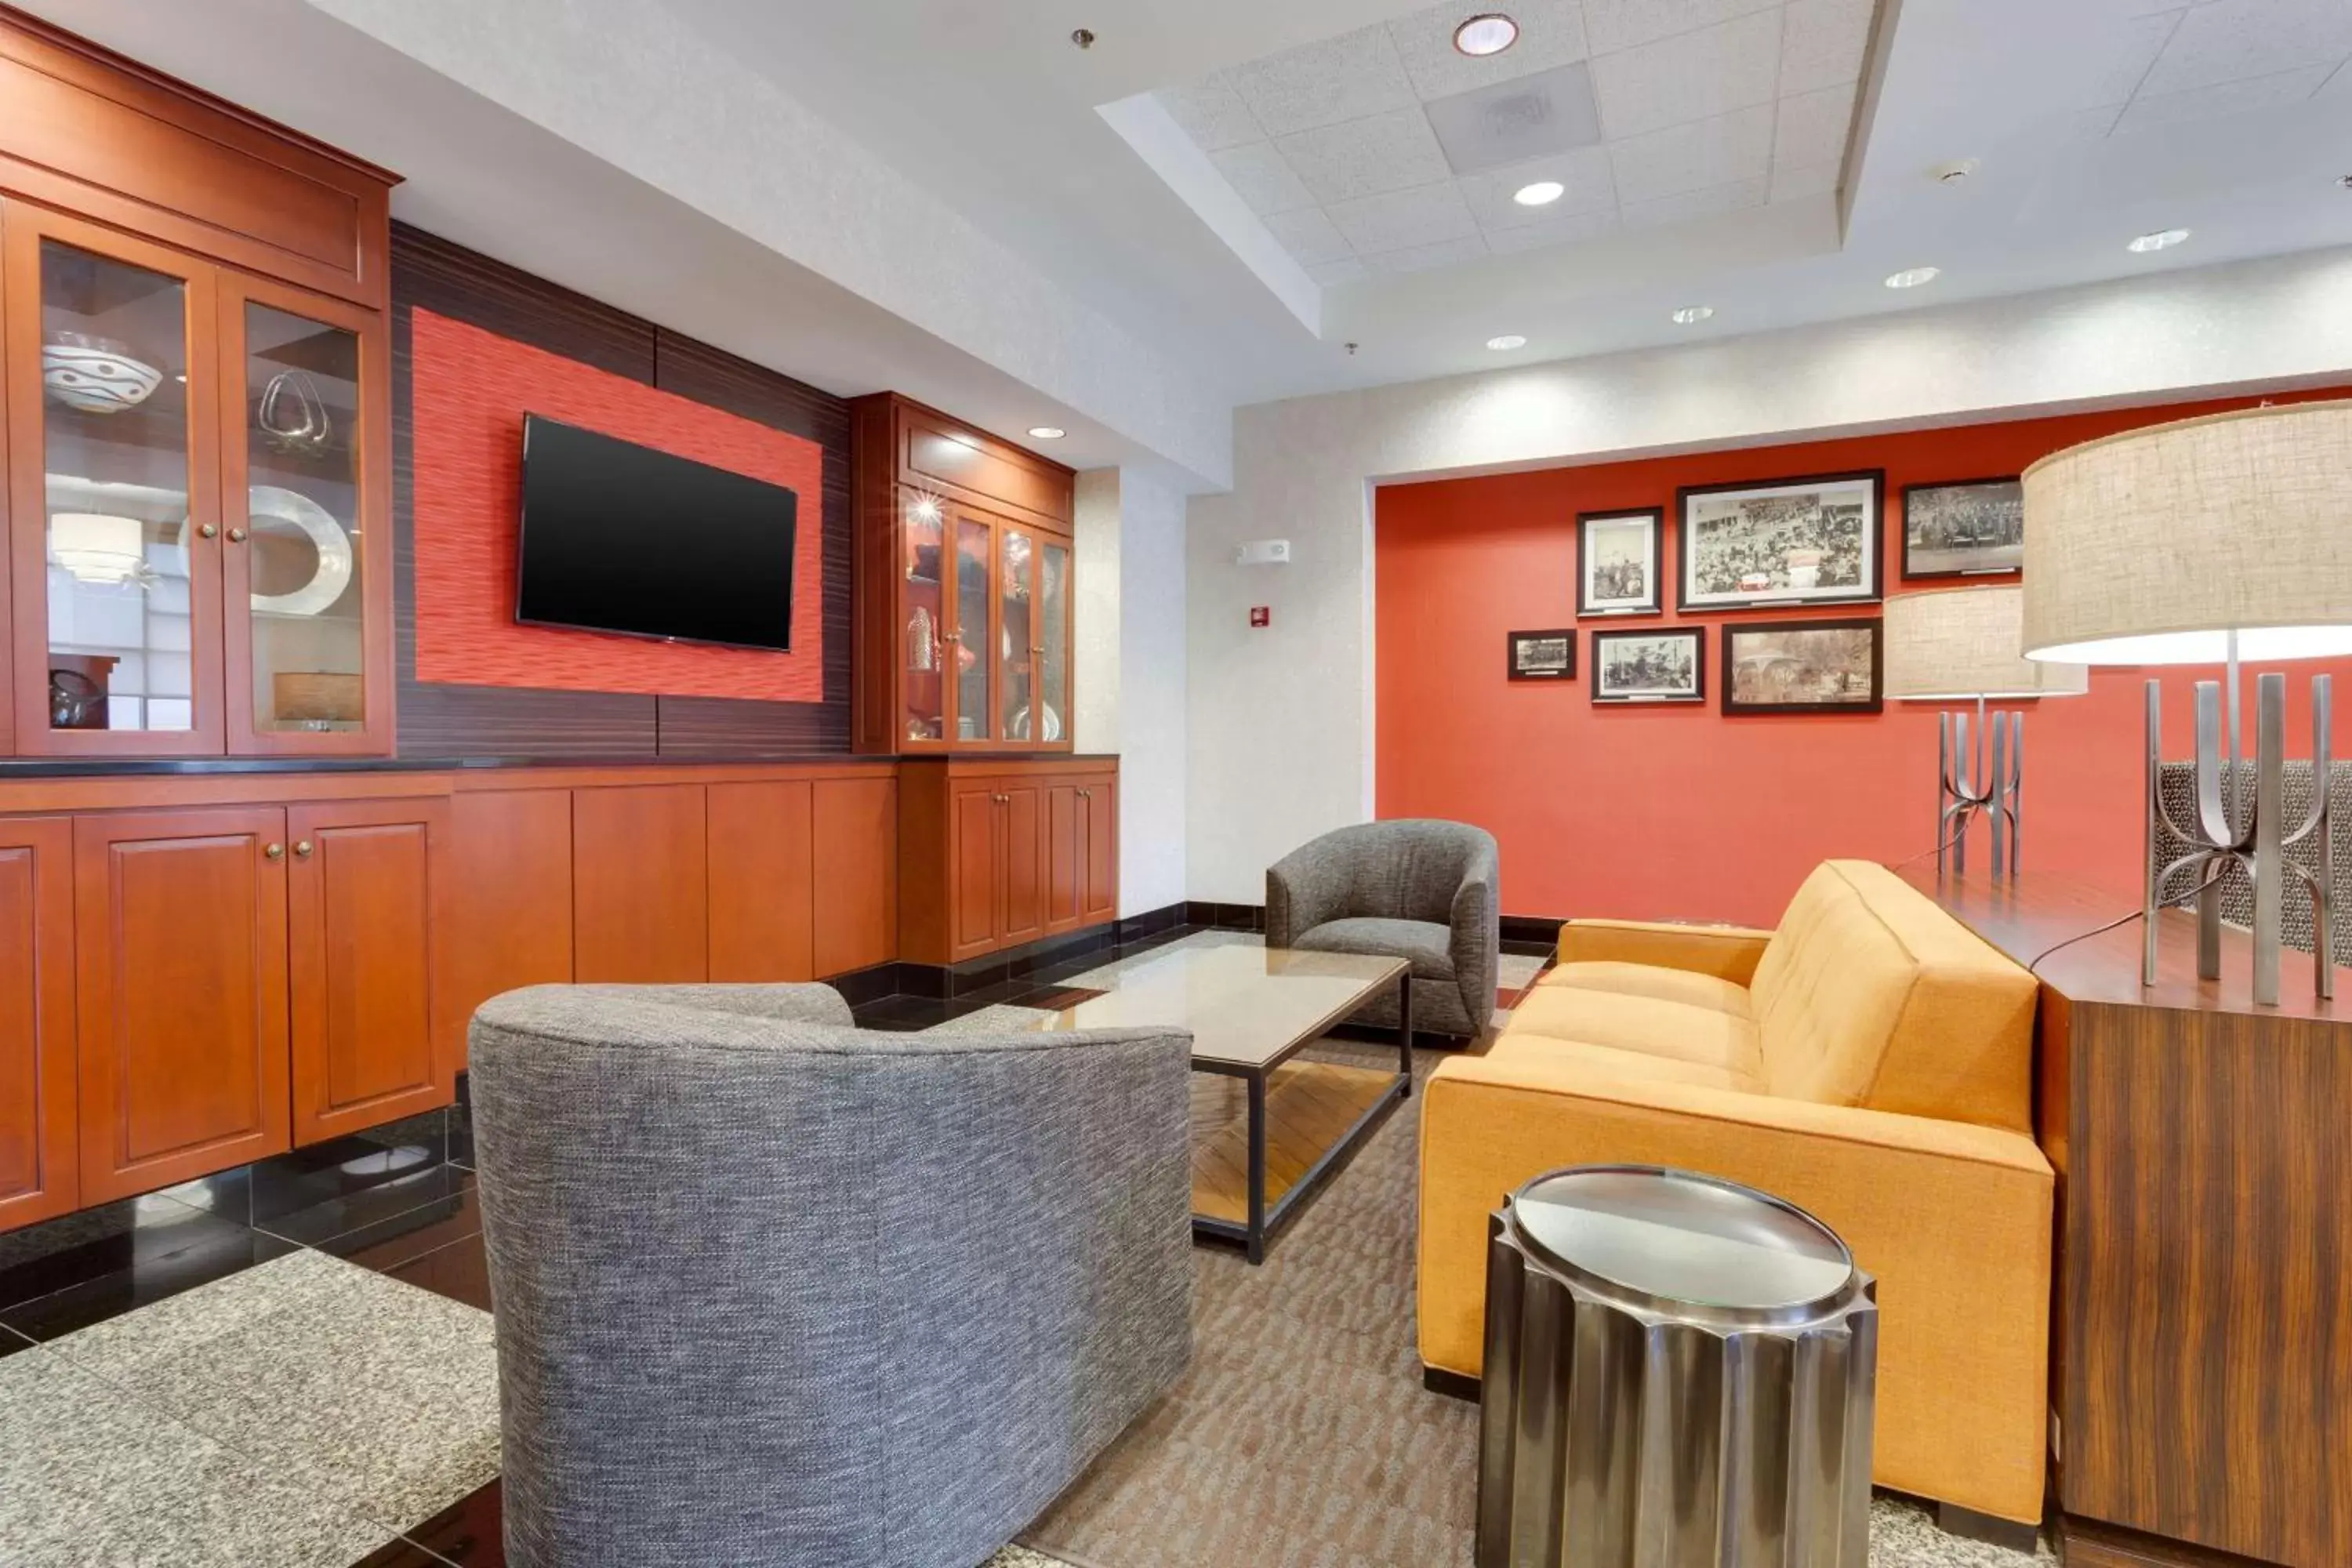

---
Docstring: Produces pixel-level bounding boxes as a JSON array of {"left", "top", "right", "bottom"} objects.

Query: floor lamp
[
  {"left": 1885, "top": 585, "right": 2088, "bottom": 877},
  {"left": 2021, "top": 401, "right": 2352, "bottom": 1006}
]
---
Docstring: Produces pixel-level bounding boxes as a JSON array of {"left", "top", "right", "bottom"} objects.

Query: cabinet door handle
[
  {"left": 264, "top": 842, "right": 285, "bottom": 861},
  {"left": 227, "top": 526, "right": 249, "bottom": 544},
  {"left": 197, "top": 523, "right": 219, "bottom": 540},
  {"left": 294, "top": 840, "right": 314, "bottom": 858}
]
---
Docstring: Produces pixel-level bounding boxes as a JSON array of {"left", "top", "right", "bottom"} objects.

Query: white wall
[
  {"left": 1073, "top": 468, "right": 1190, "bottom": 917},
  {"left": 1186, "top": 245, "right": 2352, "bottom": 901}
]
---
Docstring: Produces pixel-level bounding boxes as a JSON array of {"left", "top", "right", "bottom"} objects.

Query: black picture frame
[
  {"left": 1591, "top": 626, "right": 1705, "bottom": 704},
  {"left": 1675, "top": 470, "right": 1886, "bottom": 611},
  {"left": 1719, "top": 617, "right": 1883, "bottom": 715},
  {"left": 1574, "top": 507, "right": 1663, "bottom": 617},
  {"left": 1900, "top": 476, "right": 2025, "bottom": 580},
  {"left": 1507, "top": 629, "right": 1577, "bottom": 681}
]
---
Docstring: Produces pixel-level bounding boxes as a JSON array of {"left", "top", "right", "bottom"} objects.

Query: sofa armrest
[
  {"left": 1266, "top": 843, "right": 1351, "bottom": 948},
  {"left": 1557, "top": 918, "right": 1773, "bottom": 982},
  {"left": 1417, "top": 1052, "right": 2052, "bottom": 1523}
]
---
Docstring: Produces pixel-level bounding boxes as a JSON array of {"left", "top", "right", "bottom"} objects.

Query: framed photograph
[
  {"left": 1507, "top": 629, "right": 1577, "bottom": 681},
  {"left": 1901, "top": 477, "right": 2024, "bottom": 579},
  {"left": 1721, "top": 618, "right": 1883, "bottom": 715},
  {"left": 1676, "top": 471, "right": 1885, "bottom": 610},
  {"left": 1575, "top": 508, "right": 1662, "bottom": 616},
  {"left": 1592, "top": 626, "right": 1705, "bottom": 703}
]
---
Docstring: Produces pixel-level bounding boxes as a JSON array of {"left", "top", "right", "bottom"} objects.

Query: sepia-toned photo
[
  {"left": 1592, "top": 627, "right": 1704, "bottom": 703},
  {"left": 1722, "top": 619, "right": 1882, "bottom": 714},
  {"left": 1902, "top": 478, "right": 2024, "bottom": 578},
  {"left": 1508, "top": 629, "right": 1577, "bottom": 681},
  {"left": 1678, "top": 472, "right": 1883, "bottom": 609},
  {"left": 1576, "top": 508, "right": 1661, "bottom": 615}
]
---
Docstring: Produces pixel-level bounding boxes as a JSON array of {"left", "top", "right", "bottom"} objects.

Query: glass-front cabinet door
[
  {"left": 898, "top": 488, "right": 946, "bottom": 745},
  {"left": 1000, "top": 526, "right": 1034, "bottom": 742},
  {"left": 1036, "top": 535, "right": 1070, "bottom": 748},
  {"left": 218, "top": 276, "right": 390, "bottom": 754},
  {"left": 950, "top": 511, "right": 993, "bottom": 743},
  {"left": 5, "top": 208, "right": 226, "bottom": 754}
]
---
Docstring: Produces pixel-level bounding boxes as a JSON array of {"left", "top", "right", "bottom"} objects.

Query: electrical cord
[
  {"left": 1886, "top": 822, "right": 1973, "bottom": 872},
  {"left": 2025, "top": 908, "right": 2147, "bottom": 974}
]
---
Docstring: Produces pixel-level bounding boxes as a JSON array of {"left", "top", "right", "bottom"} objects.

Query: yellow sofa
[{"left": 1417, "top": 860, "right": 2053, "bottom": 1527}]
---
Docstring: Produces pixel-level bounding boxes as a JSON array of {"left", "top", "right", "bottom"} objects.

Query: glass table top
[
  {"left": 1033, "top": 944, "right": 1407, "bottom": 1070},
  {"left": 1514, "top": 1166, "right": 1854, "bottom": 1312}
]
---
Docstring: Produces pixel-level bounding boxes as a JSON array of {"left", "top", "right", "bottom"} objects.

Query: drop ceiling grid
[
  {"left": 2083, "top": 0, "right": 2352, "bottom": 137},
  {"left": 1155, "top": 0, "right": 1875, "bottom": 278}
]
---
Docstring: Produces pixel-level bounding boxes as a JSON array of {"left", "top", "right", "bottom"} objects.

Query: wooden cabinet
[
  {"left": 851, "top": 394, "right": 1076, "bottom": 755},
  {"left": 74, "top": 806, "right": 290, "bottom": 1203},
  {"left": 810, "top": 775, "right": 897, "bottom": 977},
  {"left": 0, "top": 817, "right": 74, "bottom": 1229},
  {"left": 285, "top": 797, "right": 445, "bottom": 1144},
  {"left": 899, "top": 757, "right": 1118, "bottom": 965},
  {"left": 573, "top": 784, "right": 709, "bottom": 984},
  {"left": 708, "top": 779, "right": 815, "bottom": 982},
  {"left": 0, "top": 13, "right": 397, "bottom": 761},
  {"left": 439, "top": 787, "right": 572, "bottom": 1079}
]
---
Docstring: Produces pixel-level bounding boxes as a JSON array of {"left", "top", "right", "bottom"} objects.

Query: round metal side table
[{"left": 1475, "top": 1165, "right": 1877, "bottom": 1568}]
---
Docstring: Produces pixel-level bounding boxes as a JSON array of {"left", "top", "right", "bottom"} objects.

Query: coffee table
[{"left": 1033, "top": 943, "right": 1412, "bottom": 1263}]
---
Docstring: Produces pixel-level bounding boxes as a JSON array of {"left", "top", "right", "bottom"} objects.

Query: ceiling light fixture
[
  {"left": 1670, "top": 306, "right": 1715, "bottom": 325},
  {"left": 1884, "top": 267, "right": 1941, "bottom": 289},
  {"left": 2127, "top": 227, "right": 2190, "bottom": 253},
  {"left": 1512, "top": 180, "right": 1565, "bottom": 207},
  {"left": 1028, "top": 426, "right": 1067, "bottom": 440},
  {"left": 1453, "top": 13, "right": 1519, "bottom": 56},
  {"left": 1486, "top": 334, "right": 1527, "bottom": 351}
]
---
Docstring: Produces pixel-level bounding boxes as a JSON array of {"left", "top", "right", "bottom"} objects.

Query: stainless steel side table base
[{"left": 1475, "top": 1166, "right": 1878, "bottom": 1568}]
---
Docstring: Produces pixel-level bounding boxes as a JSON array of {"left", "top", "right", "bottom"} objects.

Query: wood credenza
[
  {"left": 0, "top": 757, "right": 929, "bottom": 1234},
  {"left": 897, "top": 756, "right": 1116, "bottom": 966},
  {"left": 1914, "top": 869, "right": 2352, "bottom": 1568}
]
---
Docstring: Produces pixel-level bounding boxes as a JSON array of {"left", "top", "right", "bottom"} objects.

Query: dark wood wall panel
[{"left": 389, "top": 223, "right": 851, "bottom": 759}]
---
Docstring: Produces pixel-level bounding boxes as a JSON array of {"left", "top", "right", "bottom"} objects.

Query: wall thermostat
[{"left": 1235, "top": 539, "right": 1291, "bottom": 566}]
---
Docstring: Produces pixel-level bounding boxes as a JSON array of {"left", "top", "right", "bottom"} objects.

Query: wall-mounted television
[{"left": 515, "top": 414, "right": 797, "bottom": 652}]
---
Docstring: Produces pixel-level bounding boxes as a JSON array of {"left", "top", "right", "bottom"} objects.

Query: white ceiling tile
[
  {"left": 1768, "top": 158, "right": 1842, "bottom": 202},
  {"left": 1326, "top": 182, "right": 1483, "bottom": 253},
  {"left": 1621, "top": 176, "right": 1769, "bottom": 230},
  {"left": 1261, "top": 206, "right": 1356, "bottom": 266},
  {"left": 1225, "top": 24, "right": 1419, "bottom": 138},
  {"left": 1425, "top": 63, "right": 1605, "bottom": 174},
  {"left": 1607, "top": 103, "right": 1775, "bottom": 202},
  {"left": 2137, "top": 0, "right": 2352, "bottom": 95},
  {"left": 2067, "top": 11, "right": 2184, "bottom": 110},
  {"left": 1460, "top": 146, "right": 1618, "bottom": 230},
  {"left": 1308, "top": 257, "right": 1371, "bottom": 286},
  {"left": 1779, "top": 0, "right": 1878, "bottom": 96},
  {"left": 1485, "top": 209, "right": 1624, "bottom": 252},
  {"left": 1592, "top": 10, "right": 1784, "bottom": 140},
  {"left": 2114, "top": 62, "right": 2332, "bottom": 130},
  {"left": 1773, "top": 82, "right": 1857, "bottom": 168},
  {"left": 1210, "top": 142, "right": 1316, "bottom": 215},
  {"left": 1388, "top": 0, "right": 1592, "bottom": 100},
  {"left": 1276, "top": 106, "right": 1454, "bottom": 204},
  {"left": 1156, "top": 74, "right": 1265, "bottom": 151},
  {"left": 1584, "top": 0, "right": 1781, "bottom": 56},
  {"left": 1364, "top": 234, "right": 1494, "bottom": 274}
]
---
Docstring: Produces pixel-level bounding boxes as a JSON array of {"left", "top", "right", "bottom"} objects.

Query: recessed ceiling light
[
  {"left": 1486, "top": 334, "right": 1527, "bottom": 351},
  {"left": 1453, "top": 13, "right": 1519, "bottom": 56},
  {"left": 1027, "top": 426, "right": 1066, "bottom": 440},
  {"left": 1512, "top": 180, "right": 1565, "bottom": 207},
  {"left": 1670, "top": 306, "right": 1715, "bottom": 325},
  {"left": 2127, "top": 227, "right": 2190, "bottom": 253},
  {"left": 1884, "top": 267, "right": 1941, "bottom": 289}
]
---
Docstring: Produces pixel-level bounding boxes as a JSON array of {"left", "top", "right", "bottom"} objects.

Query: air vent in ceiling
[{"left": 1423, "top": 62, "right": 1602, "bottom": 176}]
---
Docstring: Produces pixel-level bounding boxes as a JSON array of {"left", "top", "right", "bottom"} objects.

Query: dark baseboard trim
[
  {"left": 1421, "top": 1365, "right": 1481, "bottom": 1403},
  {"left": 1936, "top": 1503, "right": 2042, "bottom": 1555},
  {"left": 1185, "top": 900, "right": 1265, "bottom": 932},
  {"left": 822, "top": 960, "right": 905, "bottom": 1009},
  {"left": 1500, "top": 914, "right": 1566, "bottom": 946}
]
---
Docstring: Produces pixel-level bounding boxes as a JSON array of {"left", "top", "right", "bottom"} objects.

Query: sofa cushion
[
  {"left": 1538, "top": 960, "right": 1752, "bottom": 1018},
  {"left": 1486, "top": 1031, "right": 1764, "bottom": 1093},
  {"left": 1294, "top": 916, "right": 1457, "bottom": 981},
  {"left": 1748, "top": 861, "right": 2037, "bottom": 1131},
  {"left": 1503, "top": 985, "right": 1762, "bottom": 1079}
]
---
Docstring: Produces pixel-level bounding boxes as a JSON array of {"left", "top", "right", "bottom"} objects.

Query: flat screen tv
[{"left": 515, "top": 414, "right": 797, "bottom": 652}]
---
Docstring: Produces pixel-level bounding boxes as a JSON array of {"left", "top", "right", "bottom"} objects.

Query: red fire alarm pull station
[{"left": 1250, "top": 606, "right": 1271, "bottom": 628}]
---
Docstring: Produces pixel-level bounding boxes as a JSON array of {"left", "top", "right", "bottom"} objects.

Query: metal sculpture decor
[{"left": 2143, "top": 665, "right": 2336, "bottom": 1004}]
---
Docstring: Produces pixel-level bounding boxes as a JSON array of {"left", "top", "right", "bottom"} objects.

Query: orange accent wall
[
  {"left": 408, "top": 309, "right": 824, "bottom": 701},
  {"left": 1375, "top": 390, "right": 2352, "bottom": 927}
]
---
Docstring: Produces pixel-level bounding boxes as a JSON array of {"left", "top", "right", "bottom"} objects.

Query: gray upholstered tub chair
[
  {"left": 1266, "top": 819, "right": 1501, "bottom": 1040},
  {"left": 467, "top": 982, "right": 1194, "bottom": 1568}
]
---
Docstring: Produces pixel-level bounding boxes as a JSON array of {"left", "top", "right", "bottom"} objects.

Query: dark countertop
[{"left": 0, "top": 751, "right": 1121, "bottom": 779}]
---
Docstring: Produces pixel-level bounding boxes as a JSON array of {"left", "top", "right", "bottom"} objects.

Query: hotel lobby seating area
[{"left": 2, "top": 2, "right": 2350, "bottom": 1566}]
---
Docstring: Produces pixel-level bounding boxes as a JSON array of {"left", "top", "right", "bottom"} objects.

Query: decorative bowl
[{"left": 42, "top": 332, "right": 164, "bottom": 414}]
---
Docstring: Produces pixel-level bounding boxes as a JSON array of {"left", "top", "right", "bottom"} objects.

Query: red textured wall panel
[
  {"left": 1376, "top": 387, "right": 2352, "bottom": 926},
  {"left": 409, "top": 309, "right": 824, "bottom": 702}
]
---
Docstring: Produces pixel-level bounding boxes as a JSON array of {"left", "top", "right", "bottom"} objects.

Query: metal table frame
[{"left": 1192, "top": 970, "right": 1413, "bottom": 1265}]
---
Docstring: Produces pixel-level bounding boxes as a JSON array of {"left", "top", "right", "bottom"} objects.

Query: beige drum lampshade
[
  {"left": 1886, "top": 584, "right": 2089, "bottom": 700},
  {"left": 2021, "top": 400, "right": 2352, "bottom": 665}
]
